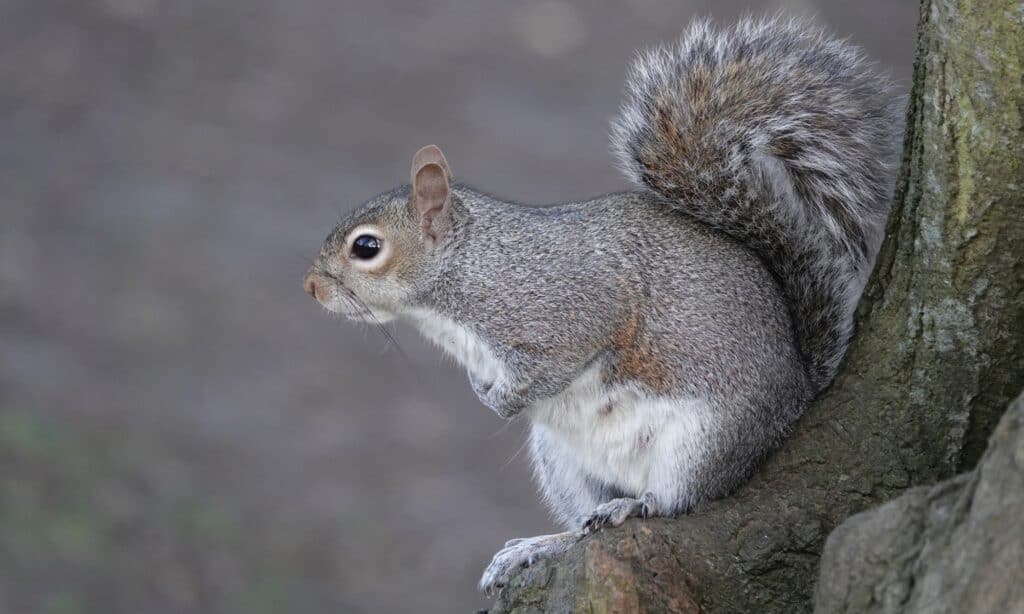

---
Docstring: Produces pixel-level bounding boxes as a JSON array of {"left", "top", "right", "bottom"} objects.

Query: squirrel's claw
[{"left": 581, "top": 493, "right": 658, "bottom": 534}]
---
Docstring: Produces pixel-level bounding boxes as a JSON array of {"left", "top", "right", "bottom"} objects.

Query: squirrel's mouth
[
  {"left": 343, "top": 309, "right": 385, "bottom": 323},
  {"left": 316, "top": 296, "right": 395, "bottom": 324},
  {"left": 338, "top": 304, "right": 397, "bottom": 325},
  {"left": 304, "top": 269, "right": 396, "bottom": 324}
]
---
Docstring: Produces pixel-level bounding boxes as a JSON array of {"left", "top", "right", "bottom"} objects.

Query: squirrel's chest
[{"left": 407, "top": 308, "right": 506, "bottom": 385}]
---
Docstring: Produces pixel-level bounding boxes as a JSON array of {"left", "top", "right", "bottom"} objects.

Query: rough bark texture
[
  {"left": 813, "top": 391, "right": 1024, "bottom": 613},
  {"left": 491, "top": 0, "right": 1024, "bottom": 612}
]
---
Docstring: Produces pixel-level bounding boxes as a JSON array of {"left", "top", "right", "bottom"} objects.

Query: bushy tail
[{"left": 611, "top": 16, "right": 903, "bottom": 390}]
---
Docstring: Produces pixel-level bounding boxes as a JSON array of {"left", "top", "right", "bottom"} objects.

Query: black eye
[{"left": 350, "top": 234, "right": 382, "bottom": 260}]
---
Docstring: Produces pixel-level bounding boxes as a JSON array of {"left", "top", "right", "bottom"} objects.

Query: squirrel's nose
[{"left": 303, "top": 271, "right": 321, "bottom": 302}]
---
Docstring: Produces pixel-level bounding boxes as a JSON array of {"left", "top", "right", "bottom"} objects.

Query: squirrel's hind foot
[{"left": 479, "top": 531, "right": 580, "bottom": 596}]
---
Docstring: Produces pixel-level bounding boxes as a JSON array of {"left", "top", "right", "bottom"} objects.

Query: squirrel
[{"left": 303, "top": 16, "right": 902, "bottom": 594}]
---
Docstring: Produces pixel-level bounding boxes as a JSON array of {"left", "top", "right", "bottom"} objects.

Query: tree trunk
[{"left": 491, "top": 1, "right": 1024, "bottom": 611}]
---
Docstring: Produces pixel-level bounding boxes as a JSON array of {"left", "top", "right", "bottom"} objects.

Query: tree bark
[
  {"left": 491, "top": 1, "right": 1024, "bottom": 611},
  {"left": 814, "top": 392, "right": 1024, "bottom": 613}
]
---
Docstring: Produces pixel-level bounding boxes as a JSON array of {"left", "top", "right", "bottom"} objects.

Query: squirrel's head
[{"left": 302, "top": 145, "right": 456, "bottom": 323}]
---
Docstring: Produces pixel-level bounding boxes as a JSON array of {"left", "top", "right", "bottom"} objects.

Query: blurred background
[{"left": 0, "top": 1, "right": 917, "bottom": 612}]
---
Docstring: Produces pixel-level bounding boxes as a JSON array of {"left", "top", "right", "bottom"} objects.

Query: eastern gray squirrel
[{"left": 303, "top": 16, "right": 902, "bottom": 594}]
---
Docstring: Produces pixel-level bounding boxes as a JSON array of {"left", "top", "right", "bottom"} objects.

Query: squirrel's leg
[
  {"left": 530, "top": 423, "right": 613, "bottom": 525},
  {"left": 580, "top": 396, "right": 721, "bottom": 532},
  {"left": 478, "top": 425, "right": 607, "bottom": 594}
]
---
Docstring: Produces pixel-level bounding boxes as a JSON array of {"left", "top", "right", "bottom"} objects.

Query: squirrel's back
[{"left": 611, "top": 16, "right": 903, "bottom": 389}]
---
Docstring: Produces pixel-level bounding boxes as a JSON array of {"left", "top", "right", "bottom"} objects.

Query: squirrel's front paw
[
  {"left": 469, "top": 375, "right": 527, "bottom": 419},
  {"left": 468, "top": 373, "right": 494, "bottom": 397},
  {"left": 479, "top": 532, "right": 580, "bottom": 596}
]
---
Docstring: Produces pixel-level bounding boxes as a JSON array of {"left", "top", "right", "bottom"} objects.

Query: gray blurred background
[{"left": 0, "top": 1, "right": 917, "bottom": 612}]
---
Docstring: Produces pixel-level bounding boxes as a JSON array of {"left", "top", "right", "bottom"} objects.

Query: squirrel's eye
[{"left": 350, "top": 234, "right": 382, "bottom": 260}]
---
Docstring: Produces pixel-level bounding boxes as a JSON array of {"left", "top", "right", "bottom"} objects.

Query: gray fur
[
  {"left": 434, "top": 188, "right": 812, "bottom": 498},
  {"left": 304, "top": 15, "right": 900, "bottom": 594},
  {"left": 612, "top": 15, "right": 903, "bottom": 388}
]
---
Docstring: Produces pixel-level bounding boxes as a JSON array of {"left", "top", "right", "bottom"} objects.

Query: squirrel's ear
[{"left": 410, "top": 145, "right": 453, "bottom": 243}]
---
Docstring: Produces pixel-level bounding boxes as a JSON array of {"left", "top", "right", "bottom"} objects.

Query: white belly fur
[
  {"left": 406, "top": 309, "right": 711, "bottom": 500},
  {"left": 529, "top": 363, "right": 710, "bottom": 497}
]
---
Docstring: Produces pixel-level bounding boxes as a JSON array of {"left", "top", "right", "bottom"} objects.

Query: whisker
[
  {"left": 489, "top": 415, "right": 519, "bottom": 438},
  {"left": 501, "top": 432, "right": 532, "bottom": 470},
  {"left": 364, "top": 311, "right": 411, "bottom": 362},
  {"left": 318, "top": 269, "right": 411, "bottom": 362}
]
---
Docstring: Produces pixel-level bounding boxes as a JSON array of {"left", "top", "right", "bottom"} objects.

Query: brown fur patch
[
  {"left": 612, "top": 309, "right": 671, "bottom": 394},
  {"left": 648, "top": 99, "right": 694, "bottom": 201},
  {"left": 770, "top": 136, "right": 803, "bottom": 161}
]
